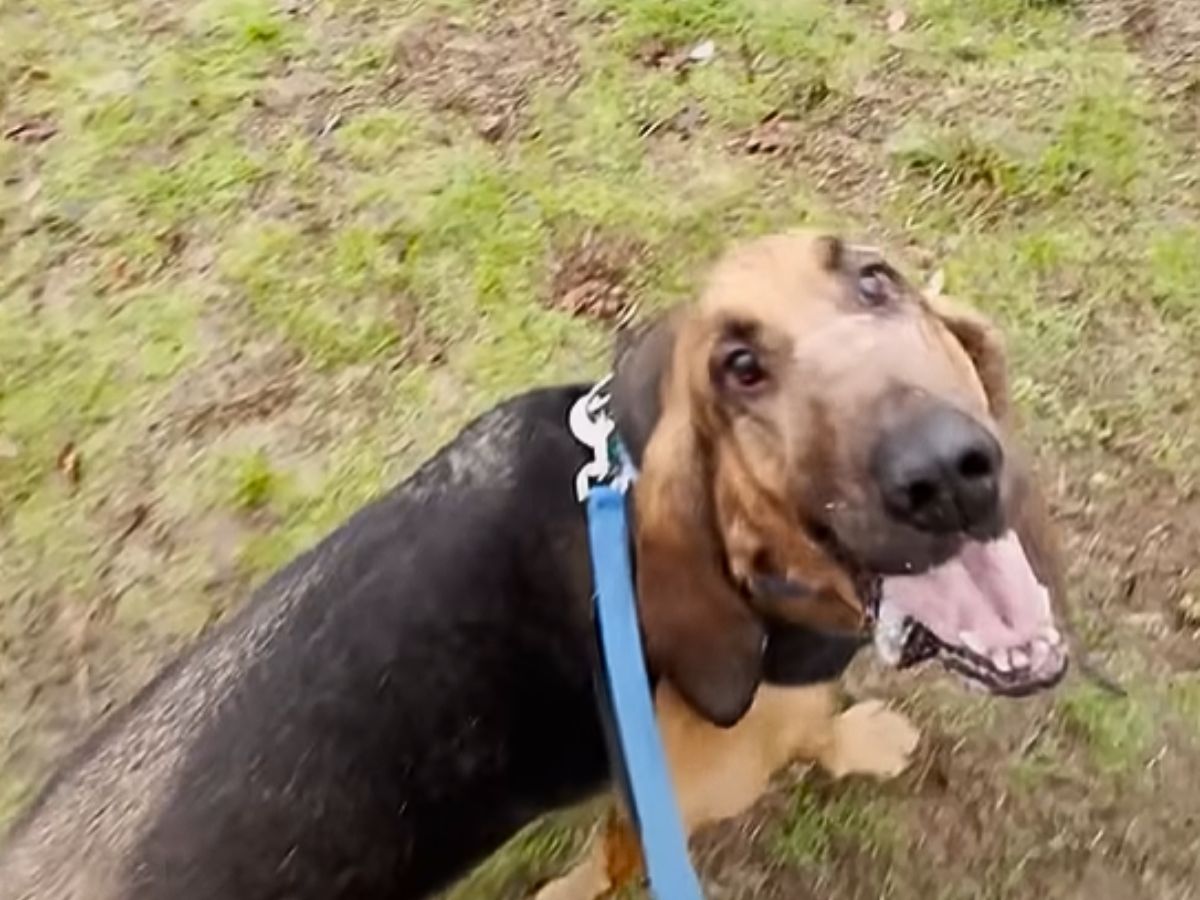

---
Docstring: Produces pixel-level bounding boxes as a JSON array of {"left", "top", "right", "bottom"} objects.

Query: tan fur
[
  {"left": 535, "top": 685, "right": 918, "bottom": 900},
  {"left": 540, "top": 231, "right": 1038, "bottom": 899},
  {"left": 627, "top": 231, "right": 1018, "bottom": 726}
]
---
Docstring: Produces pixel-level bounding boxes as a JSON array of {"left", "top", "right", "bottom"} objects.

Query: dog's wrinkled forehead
[
  {"left": 609, "top": 230, "right": 969, "bottom": 467},
  {"left": 696, "top": 231, "right": 906, "bottom": 326}
]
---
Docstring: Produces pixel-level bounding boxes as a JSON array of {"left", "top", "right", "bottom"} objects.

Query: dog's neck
[{"left": 601, "top": 399, "right": 867, "bottom": 691}]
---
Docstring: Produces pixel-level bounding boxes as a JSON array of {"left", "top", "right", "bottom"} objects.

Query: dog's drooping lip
[
  {"left": 870, "top": 530, "right": 1068, "bottom": 694},
  {"left": 747, "top": 521, "right": 1066, "bottom": 695}
]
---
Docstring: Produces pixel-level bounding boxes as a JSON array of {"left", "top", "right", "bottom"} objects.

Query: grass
[
  {"left": 3, "top": 0, "right": 1200, "bottom": 896},
  {"left": 1055, "top": 684, "right": 1155, "bottom": 776},
  {"left": 773, "top": 782, "right": 899, "bottom": 868},
  {"left": 444, "top": 806, "right": 601, "bottom": 900}
]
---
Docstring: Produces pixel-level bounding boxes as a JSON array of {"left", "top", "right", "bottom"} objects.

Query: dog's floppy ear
[
  {"left": 610, "top": 314, "right": 677, "bottom": 468},
  {"left": 616, "top": 316, "right": 765, "bottom": 727},
  {"left": 929, "top": 296, "right": 1011, "bottom": 421}
]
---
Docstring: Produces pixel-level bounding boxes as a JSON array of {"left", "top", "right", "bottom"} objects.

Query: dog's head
[{"left": 613, "top": 230, "right": 1067, "bottom": 726}]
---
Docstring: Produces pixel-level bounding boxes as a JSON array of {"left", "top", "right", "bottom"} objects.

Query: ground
[{"left": 1, "top": 0, "right": 1198, "bottom": 896}]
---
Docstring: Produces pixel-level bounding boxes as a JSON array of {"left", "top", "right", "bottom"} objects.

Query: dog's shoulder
[{"left": 390, "top": 384, "right": 591, "bottom": 507}]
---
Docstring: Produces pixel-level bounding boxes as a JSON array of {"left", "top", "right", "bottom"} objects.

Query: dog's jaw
[{"left": 872, "top": 530, "right": 1068, "bottom": 694}]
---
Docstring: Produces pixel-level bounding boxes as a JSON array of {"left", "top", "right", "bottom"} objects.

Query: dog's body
[
  {"left": 1, "top": 232, "right": 1069, "bottom": 900},
  {"left": 1, "top": 388, "right": 610, "bottom": 900},
  {"left": 0, "top": 387, "right": 870, "bottom": 900}
]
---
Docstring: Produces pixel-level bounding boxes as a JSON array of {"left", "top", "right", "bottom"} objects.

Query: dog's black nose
[{"left": 873, "top": 405, "right": 1002, "bottom": 534}]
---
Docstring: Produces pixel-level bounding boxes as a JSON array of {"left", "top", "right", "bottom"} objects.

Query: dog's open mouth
[{"left": 870, "top": 531, "right": 1068, "bottom": 695}]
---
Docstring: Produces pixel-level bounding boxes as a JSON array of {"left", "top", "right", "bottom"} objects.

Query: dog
[
  {"left": 0, "top": 231, "right": 1067, "bottom": 900},
  {"left": 535, "top": 231, "right": 1069, "bottom": 898}
]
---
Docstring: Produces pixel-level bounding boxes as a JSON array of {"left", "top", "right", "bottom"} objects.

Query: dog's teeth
[
  {"left": 991, "top": 649, "right": 1011, "bottom": 672},
  {"left": 1010, "top": 648, "right": 1030, "bottom": 669},
  {"left": 1042, "top": 626, "right": 1062, "bottom": 646},
  {"left": 1029, "top": 638, "right": 1051, "bottom": 669},
  {"left": 960, "top": 631, "right": 988, "bottom": 657}
]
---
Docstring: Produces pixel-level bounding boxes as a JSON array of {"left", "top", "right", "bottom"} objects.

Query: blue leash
[
  {"left": 569, "top": 379, "right": 703, "bottom": 898},
  {"left": 586, "top": 486, "right": 705, "bottom": 900}
]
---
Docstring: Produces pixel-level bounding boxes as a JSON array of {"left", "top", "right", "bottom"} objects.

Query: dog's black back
[
  {"left": 2, "top": 387, "right": 605, "bottom": 899},
  {"left": 130, "top": 387, "right": 609, "bottom": 898},
  {"left": 0, "top": 385, "right": 862, "bottom": 900}
]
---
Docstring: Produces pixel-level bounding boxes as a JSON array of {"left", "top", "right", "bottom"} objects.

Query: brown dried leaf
[
  {"left": 56, "top": 442, "right": 82, "bottom": 487},
  {"left": 927, "top": 268, "right": 946, "bottom": 298},
  {"left": 115, "top": 503, "right": 151, "bottom": 545},
  {"left": 4, "top": 119, "right": 58, "bottom": 144}
]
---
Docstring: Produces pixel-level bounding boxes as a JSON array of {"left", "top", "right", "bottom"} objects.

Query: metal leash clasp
[{"left": 569, "top": 376, "right": 615, "bottom": 502}]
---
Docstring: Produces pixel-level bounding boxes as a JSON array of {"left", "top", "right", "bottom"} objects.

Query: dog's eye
[
  {"left": 723, "top": 347, "right": 767, "bottom": 389},
  {"left": 857, "top": 264, "right": 894, "bottom": 307}
]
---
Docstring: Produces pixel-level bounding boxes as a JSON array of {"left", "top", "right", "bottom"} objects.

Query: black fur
[
  {"left": 4, "top": 386, "right": 864, "bottom": 899},
  {"left": 126, "top": 388, "right": 605, "bottom": 899}
]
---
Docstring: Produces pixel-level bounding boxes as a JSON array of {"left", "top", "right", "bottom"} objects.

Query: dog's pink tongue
[{"left": 881, "top": 532, "right": 1053, "bottom": 650}]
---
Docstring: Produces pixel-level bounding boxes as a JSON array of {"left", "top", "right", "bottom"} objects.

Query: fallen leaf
[
  {"left": 1178, "top": 593, "right": 1199, "bottom": 621},
  {"left": 0, "top": 435, "right": 19, "bottom": 459},
  {"left": 56, "top": 442, "right": 82, "bottom": 487},
  {"left": 3, "top": 119, "right": 58, "bottom": 144},
  {"left": 476, "top": 112, "right": 508, "bottom": 142},
  {"left": 887, "top": 8, "right": 909, "bottom": 33},
  {"left": 635, "top": 38, "right": 673, "bottom": 68},
  {"left": 317, "top": 112, "right": 342, "bottom": 137},
  {"left": 742, "top": 116, "right": 795, "bottom": 156},
  {"left": 115, "top": 503, "right": 151, "bottom": 545},
  {"left": 927, "top": 268, "right": 946, "bottom": 297},
  {"left": 687, "top": 39, "right": 716, "bottom": 64}
]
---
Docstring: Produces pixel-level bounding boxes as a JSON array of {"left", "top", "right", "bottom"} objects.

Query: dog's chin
[{"left": 831, "top": 523, "right": 1069, "bottom": 697}]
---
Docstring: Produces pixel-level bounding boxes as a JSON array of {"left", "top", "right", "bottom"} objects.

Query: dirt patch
[
  {"left": 3, "top": 118, "right": 58, "bottom": 145},
  {"left": 547, "top": 229, "right": 644, "bottom": 323},
  {"left": 1082, "top": 0, "right": 1200, "bottom": 129},
  {"left": 1057, "top": 462, "right": 1200, "bottom": 671},
  {"left": 385, "top": 0, "right": 580, "bottom": 141},
  {"left": 177, "top": 375, "right": 300, "bottom": 441},
  {"left": 156, "top": 334, "right": 301, "bottom": 442},
  {"left": 1084, "top": 0, "right": 1200, "bottom": 71}
]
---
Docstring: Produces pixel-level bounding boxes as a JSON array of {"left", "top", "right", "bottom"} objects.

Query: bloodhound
[
  {"left": 538, "top": 231, "right": 1066, "bottom": 898},
  {"left": 0, "top": 232, "right": 1065, "bottom": 900}
]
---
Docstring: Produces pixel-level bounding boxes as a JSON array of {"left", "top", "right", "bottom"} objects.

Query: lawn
[{"left": 2, "top": 0, "right": 1199, "bottom": 896}]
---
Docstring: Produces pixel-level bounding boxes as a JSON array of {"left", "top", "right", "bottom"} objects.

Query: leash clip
[{"left": 569, "top": 376, "right": 616, "bottom": 501}]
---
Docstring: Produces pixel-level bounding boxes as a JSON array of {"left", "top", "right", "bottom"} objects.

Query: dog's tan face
[{"left": 616, "top": 231, "right": 1067, "bottom": 726}]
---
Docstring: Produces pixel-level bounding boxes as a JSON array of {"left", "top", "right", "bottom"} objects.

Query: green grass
[
  {"left": 445, "top": 809, "right": 599, "bottom": 900},
  {"left": 4, "top": 0, "right": 1200, "bottom": 896},
  {"left": 224, "top": 449, "right": 289, "bottom": 511},
  {"left": 772, "top": 782, "right": 899, "bottom": 868},
  {"left": 1168, "top": 676, "right": 1200, "bottom": 738},
  {"left": 1148, "top": 225, "right": 1200, "bottom": 326},
  {"left": 1056, "top": 684, "right": 1155, "bottom": 776}
]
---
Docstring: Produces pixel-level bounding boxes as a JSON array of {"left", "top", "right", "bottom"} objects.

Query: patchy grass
[
  {"left": 224, "top": 449, "right": 289, "bottom": 511},
  {"left": 1055, "top": 684, "right": 1155, "bottom": 776},
  {"left": 445, "top": 805, "right": 601, "bottom": 900},
  {"left": 3, "top": 0, "right": 1200, "bottom": 897},
  {"left": 772, "top": 781, "right": 899, "bottom": 868}
]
